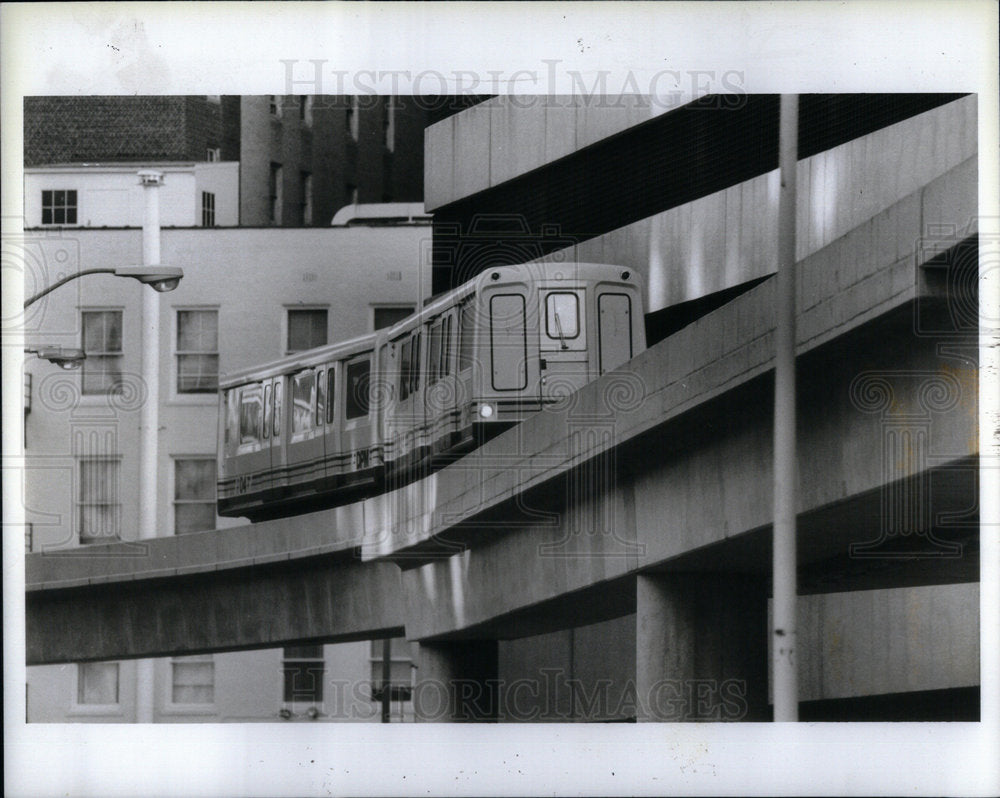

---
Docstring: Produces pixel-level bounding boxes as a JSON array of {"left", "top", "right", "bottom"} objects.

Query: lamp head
[
  {"left": 114, "top": 265, "right": 184, "bottom": 292},
  {"left": 29, "top": 347, "right": 87, "bottom": 369}
]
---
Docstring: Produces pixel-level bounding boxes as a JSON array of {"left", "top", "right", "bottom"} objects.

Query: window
[
  {"left": 373, "top": 306, "right": 414, "bottom": 331},
  {"left": 239, "top": 386, "right": 262, "bottom": 444},
  {"left": 41, "top": 189, "right": 77, "bottom": 225},
  {"left": 287, "top": 309, "right": 327, "bottom": 353},
  {"left": 369, "top": 638, "right": 414, "bottom": 704},
  {"left": 81, "top": 310, "right": 123, "bottom": 395},
  {"left": 427, "top": 318, "right": 453, "bottom": 385},
  {"left": 269, "top": 162, "right": 283, "bottom": 224},
  {"left": 171, "top": 655, "right": 214, "bottom": 704},
  {"left": 346, "top": 96, "right": 360, "bottom": 140},
  {"left": 325, "top": 369, "right": 336, "bottom": 424},
  {"left": 174, "top": 458, "right": 216, "bottom": 534},
  {"left": 545, "top": 292, "right": 580, "bottom": 341},
  {"left": 206, "top": 147, "right": 221, "bottom": 162},
  {"left": 77, "top": 662, "right": 119, "bottom": 705},
  {"left": 345, "top": 358, "right": 370, "bottom": 420},
  {"left": 201, "top": 191, "right": 216, "bottom": 226},
  {"left": 283, "top": 646, "right": 324, "bottom": 703},
  {"left": 300, "top": 172, "right": 312, "bottom": 225},
  {"left": 269, "top": 95, "right": 281, "bottom": 116},
  {"left": 273, "top": 381, "right": 282, "bottom": 438},
  {"left": 345, "top": 182, "right": 358, "bottom": 207},
  {"left": 459, "top": 301, "right": 475, "bottom": 371},
  {"left": 300, "top": 95, "right": 313, "bottom": 126},
  {"left": 78, "top": 458, "right": 120, "bottom": 544},
  {"left": 291, "top": 370, "right": 316, "bottom": 433},
  {"left": 397, "top": 333, "right": 421, "bottom": 401},
  {"left": 176, "top": 310, "right": 219, "bottom": 393},
  {"left": 382, "top": 98, "right": 395, "bottom": 152}
]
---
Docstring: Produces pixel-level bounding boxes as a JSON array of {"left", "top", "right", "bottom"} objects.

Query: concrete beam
[{"left": 27, "top": 555, "right": 404, "bottom": 665}]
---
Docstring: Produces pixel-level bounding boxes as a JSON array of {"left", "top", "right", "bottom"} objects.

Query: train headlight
[{"left": 479, "top": 403, "right": 495, "bottom": 419}]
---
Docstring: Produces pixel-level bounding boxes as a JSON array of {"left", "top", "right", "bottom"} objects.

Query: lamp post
[
  {"left": 134, "top": 169, "right": 165, "bottom": 724},
  {"left": 24, "top": 265, "right": 183, "bottom": 309}
]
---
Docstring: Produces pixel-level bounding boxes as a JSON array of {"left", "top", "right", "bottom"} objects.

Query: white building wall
[
  {"left": 24, "top": 164, "right": 240, "bottom": 229},
  {"left": 23, "top": 224, "right": 430, "bottom": 723}
]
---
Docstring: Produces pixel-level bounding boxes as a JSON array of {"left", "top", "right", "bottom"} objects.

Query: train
[{"left": 217, "top": 262, "right": 646, "bottom": 520}]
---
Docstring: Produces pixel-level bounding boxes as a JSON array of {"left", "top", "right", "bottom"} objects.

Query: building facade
[
  {"left": 24, "top": 95, "right": 431, "bottom": 227},
  {"left": 23, "top": 205, "right": 432, "bottom": 722}
]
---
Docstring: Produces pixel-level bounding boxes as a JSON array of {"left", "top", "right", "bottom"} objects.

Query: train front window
[
  {"left": 545, "top": 292, "right": 580, "bottom": 343},
  {"left": 346, "top": 358, "right": 370, "bottom": 420}
]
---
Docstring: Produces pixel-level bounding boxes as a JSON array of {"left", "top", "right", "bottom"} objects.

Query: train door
[
  {"left": 286, "top": 367, "right": 324, "bottom": 489},
  {"left": 318, "top": 364, "right": 338, "bottom": 483},
  {"left": 388, "top": 327, "right": 425, "bottom": 463},
  {"left": 342, "top": 352, "right": 375, "bottom": 480},
  {"left": 538, "top": 286, "right": 589, "bottom": 400},
  {"left": 596, "top": 291, "right": 635, "bottom": 374},
  {"left": 425, "top": 309, "right": 460, "bottom": 453},
  {"left": 262, "top": 376, "right": 285, "bottom": 495}
]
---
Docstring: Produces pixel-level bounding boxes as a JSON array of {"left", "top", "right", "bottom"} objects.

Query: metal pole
[
  {"left": 381, "top": 638, "right": 392, "bottom": 723},
  {"left": 772, "top": 95, "right": 799, "bottom": 722},
  {"left": 135, "top": 169, "right": 164, "bottom": 724}
]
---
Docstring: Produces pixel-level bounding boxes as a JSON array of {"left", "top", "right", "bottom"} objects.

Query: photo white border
[{"left": 3, "top": 2, "right": 998, "bottom": 796}]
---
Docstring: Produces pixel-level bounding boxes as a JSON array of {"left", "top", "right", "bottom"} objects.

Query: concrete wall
[
  {"left": 538, "top": 95, "right": 977, "bottom": 310},
  {"left": 425, "top": 95, "right": 657, "bottom": 209}
]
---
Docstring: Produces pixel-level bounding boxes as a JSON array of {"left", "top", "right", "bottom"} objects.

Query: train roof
[
  {"left": 381, "top": 261, "right": 641, "bottom": 339},
  {"left": 219, "top": 330, "right": 379, "bottom": 389}
]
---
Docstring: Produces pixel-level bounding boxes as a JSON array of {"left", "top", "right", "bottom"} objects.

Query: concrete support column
[
  {"left": 636, "top": 573, "right": 767, "bottom": 721},
  {"left": 413, "top": 641, "right": 498, "bottom": 722}
]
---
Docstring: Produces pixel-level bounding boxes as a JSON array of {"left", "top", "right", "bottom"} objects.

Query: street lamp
[
  {"left": 24, "top": 346, "right": 86, "bottom": 370},
  {"left": 23, "top": 265, "right": 184, "bottom": 309}
]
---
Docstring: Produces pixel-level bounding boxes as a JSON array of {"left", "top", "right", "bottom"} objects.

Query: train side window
[
  {"left": 398, "top": 338, "right": 412, "bottom": 401},
  {"left": 346, "top": 358, "right": 370, "bottom": 420},
  {"left": 263, "top": 384, "right": 272, "bottom": 439},
  {"left": 316, "top": 369, "right": 326, "bottom": 426},
  {"left": 326, "top": 368, "right": 336, "bottom": 425},
  {"left": 410, "top": 332, "right": 422, "bottom": 395},
  {"left": 545, "top": 292, "right": 580, "bottom": 341},
  {"left": 239, "top": 388, "right": 262, "bottom": 443},
  {"left": 459, "top": 302, "right": 475, "bottom": 372},
  {"left": 292, "top": 371, "right": 315, "bottom": 433},
  {"left": 489, "top": 293, "right": 527, "bottom": 391},
  {"left": 428, "top": 320, "right": 442, "bottom": 385},
  {"left": 273, "top": 381, "right": 282, "bottom": 437},
  {"left": 226, "top": 390, "right": 239, "bottom": 445},
  {"left": 441, "top": 315, "right": 453, "bottom": 377}
]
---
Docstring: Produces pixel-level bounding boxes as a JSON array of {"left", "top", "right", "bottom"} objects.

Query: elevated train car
[{"left": 218, "top": 262, "right": 645, "bottom": 520}]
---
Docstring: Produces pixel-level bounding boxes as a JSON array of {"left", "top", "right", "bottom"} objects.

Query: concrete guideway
[{"left": 25, "top": 157, "right": 979, "bottom": 674}]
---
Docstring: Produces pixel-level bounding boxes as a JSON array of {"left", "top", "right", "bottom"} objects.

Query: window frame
[
  {"left": 77, "top": 455, "right": 122, "bottom": 545},
  {"left": 41, "top": 189, "right": 78, "bottom": 226},
  {"left": 80, "top": 308, "right": 124, "bottom": 397},
  {"left": 71, "top": 662, "right": 122, "bottom": 716},
  {"left": 371, "top": 305, "right": 415, "bottom": 332},
  {"left": 285, "top": 306, "right": 329, "bottom": 355},
  {"left": 201, "top": 191, "right": 216, "bottom": 226},
  {"left": 172, "top": 456, "right": 217, "bottom": 536},
  {"left": 173, "top": 307, "right": 220, "bottom": 401},
  {"left": 282, "top": 645, "right": 325, "bottom": 704},
  {"left": 167, "top": 654, "right": 216, "bottom": 711}
]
